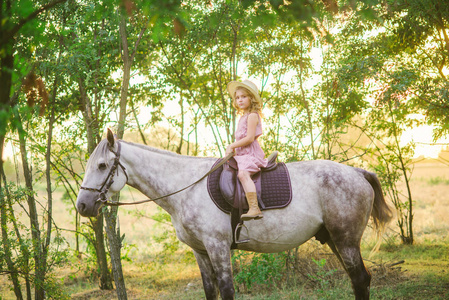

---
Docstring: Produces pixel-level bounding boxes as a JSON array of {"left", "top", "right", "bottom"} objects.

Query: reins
[{"left": 86, "top": 141, "right": 234, "bottom": 207}]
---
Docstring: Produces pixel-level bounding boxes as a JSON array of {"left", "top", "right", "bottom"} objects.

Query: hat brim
[{"left": 227, "top": 81, "right": 262, "bottom": 103}]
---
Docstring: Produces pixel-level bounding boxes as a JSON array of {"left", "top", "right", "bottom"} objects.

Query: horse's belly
[{"left": 235, "top": 206, "right": 323, "bottom": 253}]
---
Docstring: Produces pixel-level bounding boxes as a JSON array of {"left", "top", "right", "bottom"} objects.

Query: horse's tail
[
  {"left": 358, "top": 169, "right": 393, "bottom": 255},
  {"left": 360, "top": 170, "right": 393, "bottom": 229}
]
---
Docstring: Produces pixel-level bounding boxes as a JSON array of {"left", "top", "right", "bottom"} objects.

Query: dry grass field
[
  {"left": 406, "top": 161, "right": 449, "bottom": 237},
  {"left": 1, "top": 160, "right": 448, "bottom": 299}
]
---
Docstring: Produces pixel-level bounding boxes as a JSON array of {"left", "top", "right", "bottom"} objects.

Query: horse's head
[{"left": 76, "top": 129, "right": 128, "bottom": 217}]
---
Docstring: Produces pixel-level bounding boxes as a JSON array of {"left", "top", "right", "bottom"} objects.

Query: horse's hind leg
[
  {"left": 327, "top": 238, "right": 371, "bottom": 300},
  {"left": 193, "top": 250, "right": 219, "bottom": 300},
  {"left": 326, "top": 239, "right": 343, "bottom": 265},
  {"left": 341, "top": 245, "right": 371, "bottom": 300}
]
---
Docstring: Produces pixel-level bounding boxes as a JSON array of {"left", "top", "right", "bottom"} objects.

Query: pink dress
[{"left": 234, "top": 113, "right": 268, "bottom": 174}]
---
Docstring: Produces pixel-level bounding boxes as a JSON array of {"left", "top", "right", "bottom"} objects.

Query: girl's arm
[{"left": 226, "top": 113, "right": 259, "bottom": 154}]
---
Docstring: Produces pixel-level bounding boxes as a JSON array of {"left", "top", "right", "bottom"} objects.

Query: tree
[
  {"left": 0, "top": 0, "right": 69, "bottom": 298},
  {"left": 61, "top": 0, "right": 120, "bottom": 289},
  {"left": 379, "top": 0, "right": 449, "bottom": 139},
  {"left": 317, "top": 3, "right": 431, "bottom": 244},
  {"left": 102, "top": 5, "right": 149, "bottom": 298},
  {"left": 0, "top": 0, "right": 67, "bottom": 167}
]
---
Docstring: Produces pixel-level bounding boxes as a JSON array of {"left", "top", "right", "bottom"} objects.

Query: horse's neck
[{"left": 121, "top": 142, "right": 211, "bottom": 211}]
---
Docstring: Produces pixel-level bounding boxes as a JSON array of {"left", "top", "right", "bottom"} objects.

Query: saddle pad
[
  {"left": 207, "top": 159, "right": 233, "bottom": 213},
  {"left": 207, "top": 159, "right": 292, "bottom": 214}
]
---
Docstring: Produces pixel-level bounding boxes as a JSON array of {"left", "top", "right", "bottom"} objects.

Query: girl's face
[{"left": 235, "top": 89, "right": 252, "bottom": 112}]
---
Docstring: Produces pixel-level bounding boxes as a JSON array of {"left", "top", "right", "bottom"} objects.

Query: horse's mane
[
  {"left": 87, "top": 139, "right": 207, "bottom": 170},
  {"left": 121, "top": 140, "right": 180, "bottom": 157},
  {"left": 120, "top": 140, "right": 207, "bottom": 160}
]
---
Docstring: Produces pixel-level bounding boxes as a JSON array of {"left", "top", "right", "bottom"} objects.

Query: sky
[{"left": 401, "top": 125, "right": 449, "bottom": 159}]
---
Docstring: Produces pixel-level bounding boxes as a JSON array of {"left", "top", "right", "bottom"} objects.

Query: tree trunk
[
  {"left": 39, "top": 62, "right": 60, "bottom": 297},
  {"left": 101, "top": 14, "right": 134, "bottom": 299},
  {"left": 0, "top": 2, "right": 68, "bottom": 298},
  {"left": 93, "top": 214, "right": 114, "bottom": 289},
  {"left": 0, "top": 24, "right": 30, "bottom": 300},
  {"left": 176, "top": 90, "right": 184, "bottom": 154},
  {"left": 0, "top": 136, "right": 24, "bottom": 299},
  {"left": 0, "top": 53, "right": 13, "bottom": 108},
  {"left": 131, "top": 99, "right": 148, "bottom": 145},
  {"left": 79, "top": 79, "right": 114, "bottom": 290},
  {"left": 117, "top": 15, "right": 131, "bottom": 139},
  {"left": 103, "top": 12, "right": 147, "bottom": 299},
  {"left": 389, "top": 103, "right": 414, "bottom": 245},
  {"left": 17, "top": 118, "right": 44, "bottom": 300},
  {"left": 104, "top": 207, "right": 127, "bottom": 299}
]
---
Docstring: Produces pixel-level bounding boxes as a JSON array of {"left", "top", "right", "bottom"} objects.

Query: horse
[{"left": 76, "top": 129, "right": 392, "bottom": 300}]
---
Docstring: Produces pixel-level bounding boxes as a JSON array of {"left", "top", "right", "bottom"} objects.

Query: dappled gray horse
[{"left": 76, "top": 130, "right": 392, "bottom": 300}]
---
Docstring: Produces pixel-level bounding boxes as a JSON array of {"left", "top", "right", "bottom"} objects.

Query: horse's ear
[{"left": 107, "top": 128, "right": 115, "bottom": 147}]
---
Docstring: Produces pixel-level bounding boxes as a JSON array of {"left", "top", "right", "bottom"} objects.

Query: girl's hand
[{"left": 226, "top": 145, "right": 234, "bottom": 155}]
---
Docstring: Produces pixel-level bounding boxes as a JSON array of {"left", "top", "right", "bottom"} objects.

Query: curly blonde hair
[{"left": 233, "top": 87, "right": 263, "bottom": 114}]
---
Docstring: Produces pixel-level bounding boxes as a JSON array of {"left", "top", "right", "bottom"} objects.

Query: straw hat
[{"left": 227, "top": 80, "right": 262, "bottom": 103}]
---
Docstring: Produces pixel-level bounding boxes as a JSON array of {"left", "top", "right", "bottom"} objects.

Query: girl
[{"left": 225, "top": 80, "right": 268, "bottom": 220}]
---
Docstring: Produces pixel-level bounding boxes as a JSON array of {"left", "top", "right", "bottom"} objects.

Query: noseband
[{"left": 80, "top": 141, "right": 128, "bottom": 204}]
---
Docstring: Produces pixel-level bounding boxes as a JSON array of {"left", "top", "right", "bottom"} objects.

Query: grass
[
  {"left": 66, "top": 258, "right": 205, "bottom": 300},
  {"left": 55, "top": 238, "right": 449, "bottom": 299},
  {"left": 426, "top": 176, "right": 449, "bottom": 186},
  {"left": 1, "top": 240, "right": 447, "bottom": 299}
]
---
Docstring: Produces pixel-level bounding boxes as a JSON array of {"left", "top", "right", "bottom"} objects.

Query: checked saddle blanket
[{"left": 207, "top": 157, "right": 292, "bottom": 214}]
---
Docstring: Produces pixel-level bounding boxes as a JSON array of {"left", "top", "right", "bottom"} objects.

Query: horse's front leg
[
  {"left": 194, "top": 242, "right": 235, "bottom": 300},
  {"left": 207, "top": 242, "right": 235, "bottom": 300},
  {"left": 193, "top": 249, "right": 219, "bottom": 300}
]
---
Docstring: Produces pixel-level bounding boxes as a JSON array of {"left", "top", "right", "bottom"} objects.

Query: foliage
[
  {"left": 232, "top": 251, "right": 288, "bottom": 291},
  {"left": 0, "top": 182, "right": 70, "bottom": 298},
  {"left": 307, "top": 258, "right": 338, "bottom": 297},
  {"left": 369, "top": 0, "right": 449, "bottom": 138},
  {"left": 79, "top": 222, "right": 102, "bottom": 278},
  {"left": 323, "top": 0, "right": 449, "bottom": 244},
  {"left": 231, "top": 247, "right": 348, "bottom": 298}
]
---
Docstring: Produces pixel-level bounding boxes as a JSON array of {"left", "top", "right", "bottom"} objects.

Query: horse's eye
[{"left": 99, "top": 163, "right": 107, "bottom": 170}]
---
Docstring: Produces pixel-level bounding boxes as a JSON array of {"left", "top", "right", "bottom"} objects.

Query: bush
[
  {"left": 232, "top": 251, "right": 288, "bottom": 292},
  {"left": 231, "top": 242, "right": 344, "bottom": 296}
]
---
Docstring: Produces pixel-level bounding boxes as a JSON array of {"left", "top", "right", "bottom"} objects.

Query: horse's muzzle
[{"left": 76, "top": 191, "right": 103, "bottom": 217}]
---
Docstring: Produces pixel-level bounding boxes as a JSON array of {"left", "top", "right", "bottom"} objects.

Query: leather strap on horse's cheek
[{"left": 119, "top": 162, "right": 128, "bottom": 182}]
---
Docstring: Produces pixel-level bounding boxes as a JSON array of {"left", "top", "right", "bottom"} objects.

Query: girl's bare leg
[{"left": 237, "top": 170, "right": 256, "bottom": 193}]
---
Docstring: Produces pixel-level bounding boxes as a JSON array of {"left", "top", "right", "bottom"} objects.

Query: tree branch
[
  {"left": 130, "top": 24, "right": 148, "bottom": 63},
  {"left": 1, "top": 0, "right": 68, "bottom": 45}
]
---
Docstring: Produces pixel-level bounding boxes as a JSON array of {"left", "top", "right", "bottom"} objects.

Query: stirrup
[{"left": 234, "top": 222, "right": 250, "bottom": 244}]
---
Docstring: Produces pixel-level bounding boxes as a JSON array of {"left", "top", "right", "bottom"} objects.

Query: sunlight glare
[{"left": 401, "top": 125, "right": 449, "bottom": 159}]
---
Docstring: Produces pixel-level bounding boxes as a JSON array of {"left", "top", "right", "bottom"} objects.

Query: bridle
[
  {"left": 80, "top": 141, "right": 128, "bottom": 204},
  {"left": 80, "top": 140, "right": 233, "bottom": 207}
]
